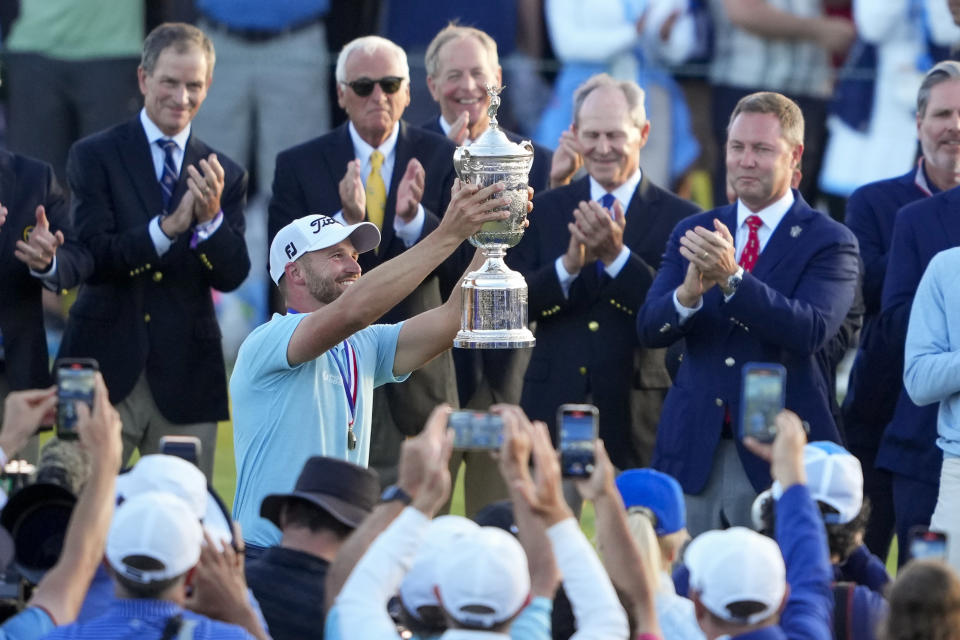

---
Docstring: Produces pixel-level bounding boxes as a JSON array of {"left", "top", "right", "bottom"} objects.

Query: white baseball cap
[
  {"left": 685, "top": 526, "right": 786, "bottom": 625},
  {"left": 435, "top": 526, "right": 530, "bottom": 629},
  {"left": 802, "top": 441, "right": 864, "bottom": 525},
  {"left": 400, "top": 515, "right": 479, "bottom": 618},
  {"left": 268, "top": 215, "right": 380, "bottom": 285},
  {"left": 106, "top": 491, "right": 203, "bottom": 584},
  {"left": 116, "top": 454, "right": 233, "bottom": 550}
]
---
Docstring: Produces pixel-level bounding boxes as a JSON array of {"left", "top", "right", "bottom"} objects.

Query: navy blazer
[
  {"left": 637, "top": 193, "right": 859, "bottom": 492},
  {"left": 59, "top": 118, "right": 249, "bottom": 422},
  {"left": 267, "top": 120, "right": 460, "bottom": 435},
  {"left": 842, "top": 167, "right": 932, "bottom": 449},
  {"left": 0, "top": 151, "right": 92, "bottom": 390},
  {"left": 509, "top": 173, "right": 699, "bottom": 469},
  {"left": 875, "top": 186, "right": 960, "bottom": 484},
  {"left": 420, "top": 116, "right": 554, "bottom": 196}
]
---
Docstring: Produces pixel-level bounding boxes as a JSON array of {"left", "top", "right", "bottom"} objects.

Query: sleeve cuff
[
  {"left": 149, "top": 216, "right": 174, "bottom": 257},
  {"left": 672, "top": 288, "right": 702, "bottom": 323},
  {"left": 394, "top": 204, "right": 425, "bottom": 247},
  {"left": 602, "top": 245, "right": 631, "bottom": 278},
  {"left": 554, "top": 256, "right": 578, "bottom": 299},
  {"left": 190, "top": 210, "right": 224, "bottom": 249},
  {"left": 30, "top": 255, "right": 59, "bottom": 289}
]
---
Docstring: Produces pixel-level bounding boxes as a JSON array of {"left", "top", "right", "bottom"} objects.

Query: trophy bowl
[{"left": 453, "top": 85, "right": 536, "bottom": 349}]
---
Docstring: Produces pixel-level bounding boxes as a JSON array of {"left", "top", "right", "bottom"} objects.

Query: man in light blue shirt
[
  {"left": 903, "top": 245, "right": 960, "bottom": 574},
  {"left": 231, "top": 181, "right": 514, "bottom": 550}
]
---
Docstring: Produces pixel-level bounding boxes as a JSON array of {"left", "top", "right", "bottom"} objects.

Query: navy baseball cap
[{"left": 615, "top": 468, "right": 686, "bottom": 536}]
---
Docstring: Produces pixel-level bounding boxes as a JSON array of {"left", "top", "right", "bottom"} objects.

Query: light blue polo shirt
[{"left": 230, "top": 312, "right": 407, "bottom": 547}]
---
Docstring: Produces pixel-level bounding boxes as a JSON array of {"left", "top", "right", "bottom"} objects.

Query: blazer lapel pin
[{"left": 790, "top": 225, "right": 802, "bottom": 238}]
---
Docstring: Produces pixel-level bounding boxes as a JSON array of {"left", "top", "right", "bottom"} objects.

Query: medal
[{"left": 333, "top": 339, "right": 359, "bottom": 451}]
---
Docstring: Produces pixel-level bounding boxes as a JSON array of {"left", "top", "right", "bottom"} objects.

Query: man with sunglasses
[{"left": 268, "top": 35, "right": 461, "bottom": 488}]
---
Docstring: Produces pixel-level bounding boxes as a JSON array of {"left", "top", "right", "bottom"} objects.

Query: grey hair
[
  {"left": 141, "top": 22, "right": 215, "bottom": 79},
  {"left": 572, "top": 73, "right": 647, "bottom": 130},
  {"left": 335, "top": 35, "right": 409, "bottom": 84},
  {"left": 727, "top": 91, "right": 804, "bottom": 148},
  {"left": 424, "top": 23, "right": 499, "bottom": 78},
  {"left": 917, "top": 60, "right": 960, "bottom": 117}
]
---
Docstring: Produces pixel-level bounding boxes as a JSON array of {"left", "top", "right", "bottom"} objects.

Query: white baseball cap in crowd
[
  {"left": 435, "top": 526, "right": 531, "bottom": 629},
  {"left": 116, "top": 454, "right": 233, "bottom": 550},
  {"left": 268, "top": 214, "right": 380, "bottom": 285},
  {"left": 400, "top": 515, "right": 479, "bottom": 618},
  {"left": 106, "top": 491, "right": 203, "bottom": 584},
  {"left": 802, "top": 441, "right": 864, "bottom": 525},
  {"left": 684, "top": 526, "right": 786, "bottom": 625}
]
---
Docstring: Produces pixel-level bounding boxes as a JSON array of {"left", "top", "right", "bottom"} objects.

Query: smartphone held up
[
  {"left": 558, "top": 404, "right": 599, "bottom": 478},
  {"left": 54, "top": 358, "right": 99, "bottom": 441},
  {"left": 739, "top": 363, "right": 786, "bottom": 443}
]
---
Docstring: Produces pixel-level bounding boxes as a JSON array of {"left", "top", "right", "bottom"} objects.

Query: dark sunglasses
[{"left": 343, "top": 76, "right": 405, "bottom": 97}]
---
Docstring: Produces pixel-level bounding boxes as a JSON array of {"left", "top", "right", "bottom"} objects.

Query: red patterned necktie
[{"left": 738, "top": 215, "right": 763, "bottom": 272}]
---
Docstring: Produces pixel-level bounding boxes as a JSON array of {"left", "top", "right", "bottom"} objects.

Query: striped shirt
[
  {"left": 43, "top": 599, "right": 256, "bottom": 639},
  {"left": 709, "top": 0, "right": 833, "bottom": 98}
]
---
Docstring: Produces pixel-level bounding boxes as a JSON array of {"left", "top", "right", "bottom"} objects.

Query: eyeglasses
[{"left": 342, "top": 76, "right": 405, "bottom": 97}]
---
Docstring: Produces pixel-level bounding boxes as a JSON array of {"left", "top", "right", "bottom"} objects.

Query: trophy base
[
  {"left": 454, "top": 328, "right": 535, "bottom": 349},
  {"left": 454, "top": 250, "right": 534, "bottom": 350}
]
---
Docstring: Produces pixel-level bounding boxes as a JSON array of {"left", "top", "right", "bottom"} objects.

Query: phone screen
[
  {"left": 909, "top": 527, "right": 948, "bottom": 561},
  {"left": 740, "top": 364, "right": 786, "bottom": 443},
  {"left": 448, "top": 411, "right": 504, "bottom": 450},
  {"left": 160, "top": 436, "right": 202, "bottom": 467},
  {"left": 559, "top": 406, "right": 598, "bottom": 477},
  {"left": 56, "top": 362, "right": 97, "bottom": 440}
]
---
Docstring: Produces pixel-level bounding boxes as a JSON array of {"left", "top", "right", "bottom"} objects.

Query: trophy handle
[
  {"left": 520, "top": 140, "right": 534, "bottom": 155},
  {"left": 453, "top": 147, "right": 471, "bottom": 182}
]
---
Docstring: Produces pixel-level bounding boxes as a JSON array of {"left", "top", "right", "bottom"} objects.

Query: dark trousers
[
  {"left": 849, "top": 443, "right": 896, "bottom": 560},
  {"left": 4, "top": 52, "right": 141, "bottom": 183},
  {"left": 711, "top": 84, "right": 828, "bottom": 208},
  {"left": 892, "top": 473, "right": 939, "bottom": 567}
]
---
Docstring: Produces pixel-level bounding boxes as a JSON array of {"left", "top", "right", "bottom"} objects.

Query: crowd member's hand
[
  {"left": 187, "top": 154, "right": 225, "bottom": 224},
  {"left": 15, "top": 206, "right": 64, "bottom": 272},
  {"left": 574, "top": 440, "right": 617, "bottom": 503},
  {"left": 549, "top": 126, "right": 583, "bottom": 188},
  {"left": 438, "top": 179, "right": 512, "bottom": 241},
  {"left": 398, "top": 404, "right": 455, "bottom": 517},
  {"left": 570, "top": 199, "right": 625, "bottom": 267},
  {"left": 338, "top": 160, "right": 366, "bottom": 224},
  {"left": 446, "top": 111, "right": 470, "bottom": 146},
  {"left": 743, "top": 409, "right": 808, "bottom": 490},
  {"left": 186, "top": 526, "right": 269, "bottom": 640},
  {"left": 498, "top": 405, "right": 574, "bottom": 527},
  {"left": 0, "top": 387, "right": 57, "bottom": 457},
  {"left": 0, "top": 201, "right": 7, "bottom": 230},
  {"left": 75, "top": 373, "right": 122, "bottom": 471},
  {"left": 161, "top": 190, "right": 196, "bottom": 238},
  {"left": 395, "top": 158, "right": 426, "bottom": 223}
]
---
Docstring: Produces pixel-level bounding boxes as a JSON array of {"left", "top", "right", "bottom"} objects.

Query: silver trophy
[{"left": 453, "top": 85, "right": 535, "bottom": 349}]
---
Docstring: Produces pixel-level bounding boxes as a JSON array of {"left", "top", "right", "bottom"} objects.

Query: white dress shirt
[{"left": 336, "top": 121, "right": 424, "bottom": 247}]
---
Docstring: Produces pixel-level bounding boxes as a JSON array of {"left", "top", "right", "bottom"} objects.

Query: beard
[{"left": 302, "top": 262, "right": 345, "bottom": 304}]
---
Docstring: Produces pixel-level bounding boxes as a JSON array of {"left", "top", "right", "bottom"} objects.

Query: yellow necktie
[{"left": 366, "top": 150, "right": 387, "bottom": 231}]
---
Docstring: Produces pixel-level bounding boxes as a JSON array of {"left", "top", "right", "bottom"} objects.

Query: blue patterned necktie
[
  {"left": 595, "top": 193, "right": 617, "bottom": 279},
  {"left": 157, "top": 139, "right": 179, "bottom": 213}
]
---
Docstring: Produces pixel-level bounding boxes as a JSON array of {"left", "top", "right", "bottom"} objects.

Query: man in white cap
[
  {"left": 43, "top": 491, "right": 267, "bottom": 639},
  {"left": 230, "top": 179, "right": 513, "bottom": 553},
  {"left": 685, "top": 410, "right": 834, "bottom": 639}
]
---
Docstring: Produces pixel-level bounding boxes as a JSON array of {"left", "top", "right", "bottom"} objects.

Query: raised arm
[
  {"left": 29, "top": 374, "right": 122, "bottom": 625},
  {"left": 286, "top": 181, "right": 509, "bottom": 366}
]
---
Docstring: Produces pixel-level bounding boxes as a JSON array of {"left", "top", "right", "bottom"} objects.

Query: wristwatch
[
  {"left": 379, "top": 484, "right": 413, "bottom": 505},
  {"left": 721, "top": 266, "right": 744, "bottom": 297}
]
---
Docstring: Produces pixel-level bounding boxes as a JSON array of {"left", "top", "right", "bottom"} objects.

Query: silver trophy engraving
[{"left": 453, "top": 85, "right": 535, "bottom": 349}]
